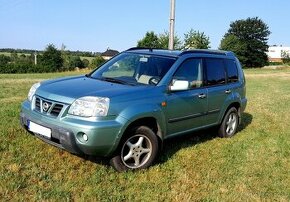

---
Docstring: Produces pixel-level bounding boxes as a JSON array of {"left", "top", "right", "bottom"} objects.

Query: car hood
[{"left": 36, "top": 75, "right": 153, "bottom": 104}]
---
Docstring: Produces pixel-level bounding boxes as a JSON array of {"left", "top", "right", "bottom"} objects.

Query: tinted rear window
[
  {"left": 205, "top": 58, "right": 226, "bottom": 86},
  {"left": 225, "top": 59, "right": 239, "bottom": 83}
]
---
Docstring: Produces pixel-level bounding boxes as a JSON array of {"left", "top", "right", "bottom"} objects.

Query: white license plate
[{"left": 28, "top": 121, "right": 51, "bottom": 139}]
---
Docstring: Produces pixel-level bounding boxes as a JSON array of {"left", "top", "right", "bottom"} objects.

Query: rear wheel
[
  {"left": 218, "top": 107, "right": 239, "bottom": 138},
  {"left": 110, "top": 126, "right": 159, "bottom": 172}
]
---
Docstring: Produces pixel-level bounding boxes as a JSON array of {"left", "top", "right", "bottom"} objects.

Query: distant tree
[
  {"left": 80, "top": 52, "right": 94, "bottom": 57},
  {"left": 60, "top": 45, "right": 71, "bottom": 71},
  {"left": 281, "top": 50, "right": 290, "bottom": 64},
  {"left": 16, "top": 53, "right": 33, "bottom": 66},
  {"left": 220, "top": 17, "right": 271, "bottom": 67},
  {"left": 10, "top": 51, "right": 18, "bottom": 62},
  {"left": 82, "top": 58, "right": 90, "bottom": 67},
  {"left": 0, "top": 54, "right": 35, "bottom": 73},
  {"left": 137, "top": 31, "right": 161, "bottom": 48},
  {"left": 90, "top": 56, "right": 105, "bottom": 69},
  {"left": 183, "top": 29, "right": 210, "bottom": 49},
  {"left": 61, "top": 53, "right": 70, "bottom": 71},
  {"left": 40, "top": 44, "right": 63, "bottom": 71},
  {"left": 28, "top": 53, "right": 34, "bottom": 62},
  {"left": 220, "top": 35, "right": 248, "bottom": 64},
  {"left": 158, "top": 31, "right": 182, "bottom": 50},
  {"left": 0, "top": 55, "right": 11, "bottom": 67},
  {"left": 19, "top": 54, "right": 26, "bottom": 60},
  {"left": 69, "top": 56, "right": 85, "bottom": 69}
]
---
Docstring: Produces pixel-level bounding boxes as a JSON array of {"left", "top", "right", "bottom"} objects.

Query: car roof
[
  {"left": 125, "top": 47, "right": 235, "bottom": 58},
  {"left": 126, "top": 48, "right": 182, "bottom": 58}
]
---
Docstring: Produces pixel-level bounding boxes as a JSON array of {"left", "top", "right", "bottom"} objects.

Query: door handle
[
  {"left": 225, "top": 89, "right": 232, "bottom": 94},
  {"left": 198, "top": 93, "right": 206, "bottom": 99}
]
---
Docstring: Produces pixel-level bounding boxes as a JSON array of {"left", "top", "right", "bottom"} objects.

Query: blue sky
[{"left": 0, "top": 0, "right": 289, "bottom": 52}]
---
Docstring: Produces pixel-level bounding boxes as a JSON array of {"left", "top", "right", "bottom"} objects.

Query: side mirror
[{"left": 169, "top": 80, "right": 189, "bottom": 91}]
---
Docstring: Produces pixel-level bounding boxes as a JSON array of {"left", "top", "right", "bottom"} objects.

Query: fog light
[{"left": 83, "top": 134, "right": 88, "bottom": 141}]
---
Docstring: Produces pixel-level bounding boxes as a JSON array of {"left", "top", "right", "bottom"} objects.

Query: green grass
[
  {"left": 80, "top": 56, "right": 95, "bottom": 63},
  {"left": 245, "top": 66, "right": 290, "bottom": 74},
  {"left": 0, "top": 69, "right": 289, "bottom": 201}
]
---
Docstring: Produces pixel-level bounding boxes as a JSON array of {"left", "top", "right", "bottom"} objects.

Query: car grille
[{"left": 34, "top": 97, "right": 64, "bottom": 117}]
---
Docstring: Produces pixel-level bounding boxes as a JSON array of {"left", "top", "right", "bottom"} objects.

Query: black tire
[
  {"left": 218, "top": 107, "right": 239, "bottom": 138},
  {"left": 110, "top": 126, "right": 159, "bottom": 172}
]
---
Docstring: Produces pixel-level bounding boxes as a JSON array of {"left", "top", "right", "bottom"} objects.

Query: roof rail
[
  {"left": 126, "top": 47, "right": 153, "bottom": 52},
  {"left": 179, "top": 49, "right": 234, "bottom": 56}
]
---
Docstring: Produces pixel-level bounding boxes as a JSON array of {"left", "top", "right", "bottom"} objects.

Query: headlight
[
  {"left": 28, "top": 82, "right": 41, "bottom": 102},
  {"left": 68, "top": 96, "right": 110, "bottom": 117}
]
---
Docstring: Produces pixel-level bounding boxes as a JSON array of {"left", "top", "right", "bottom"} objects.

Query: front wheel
[
  {"left": 110, "top": 126, "right": 159, "bottom": 172},
  {"left": 218, "top": 107, "right": 239, "bottom": 138}
]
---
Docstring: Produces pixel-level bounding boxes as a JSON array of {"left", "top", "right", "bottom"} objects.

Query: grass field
[
  {"left": 0, "top": 68, "right": 289, "bottom": 201},
  {"left": 0, "top": 52, "right": 95, "bottom": 63},
  {"left": 80, "top": 56, "right": 95, "bottom": 63},
  {"left": 0, "top": 52, "right": 31, "bottom": 57}
]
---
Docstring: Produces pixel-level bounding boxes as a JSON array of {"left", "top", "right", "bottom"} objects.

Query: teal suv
[{"left": 20, "top": 48, "right": 247, "bottom": 171}]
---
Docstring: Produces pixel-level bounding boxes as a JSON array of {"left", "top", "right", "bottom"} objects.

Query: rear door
[{"left": 204, "top": 58, "right": 229, "bottom": 125}]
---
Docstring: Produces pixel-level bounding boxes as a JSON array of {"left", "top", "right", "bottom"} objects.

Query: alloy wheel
[{"left": 121, "top": 135, "right": 152, "bottom": 169}]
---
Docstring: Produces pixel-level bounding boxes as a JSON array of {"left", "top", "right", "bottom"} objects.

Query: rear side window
[
  {"left": 225, "top": 59, "right": 239, "bottom": 83},
  {"left": 205, "top": 58, "right": 226, "bottom": 86}
]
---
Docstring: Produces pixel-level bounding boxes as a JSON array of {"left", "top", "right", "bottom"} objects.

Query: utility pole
[
  {"left": 34, "top": 51, "right": 37, "bottom": 65},
  {"left": 168, "top": 0, "right": 176, "bottom": 50}
]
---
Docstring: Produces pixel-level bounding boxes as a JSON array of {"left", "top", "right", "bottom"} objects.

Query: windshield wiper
[
  {"left": 100, "top": 77, "right": 129, "bottom": 85},
  {"left": 102, "top": 77, "right": 138, "bottom": 86}
]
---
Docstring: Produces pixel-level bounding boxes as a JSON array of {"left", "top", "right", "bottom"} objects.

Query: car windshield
[{"left": 90, "top": 52, "right": 176, "bottom": 86}]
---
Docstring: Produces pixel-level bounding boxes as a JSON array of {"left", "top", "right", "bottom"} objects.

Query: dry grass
[{"left": 245, "top": 72, "right": 290, "bottom": 78}]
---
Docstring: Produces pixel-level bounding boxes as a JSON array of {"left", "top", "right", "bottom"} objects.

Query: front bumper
[{"left": 20, "top": 100, "right": 126, "bottom": 157}]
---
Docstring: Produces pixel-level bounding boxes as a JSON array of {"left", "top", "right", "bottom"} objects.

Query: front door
[{"left": 165, "top": 58, "right": 208, "bottom": 136}]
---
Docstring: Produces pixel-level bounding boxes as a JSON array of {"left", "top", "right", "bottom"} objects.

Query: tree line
[
  {"left": 137, "top": 29, "right": 210, "bottom": 50},
  {"left": 137, "top": 17, "right": 273, "bottom": 68},
  {"left": 0, "top": 44, "right": 105, "bottom": 73},
  {"left": 0, "top": 48, "right": 99, "bottom": 57}
]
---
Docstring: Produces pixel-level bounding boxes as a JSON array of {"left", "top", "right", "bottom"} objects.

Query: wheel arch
[
  {"left": 109, "top": 117, "right": 162, "bottom": 171},
  {"left": 121, "top": 117, "right": 163, "bottom": 150},
  {"left": 221, "top": 102, "right": 241, "bottom": 125}
]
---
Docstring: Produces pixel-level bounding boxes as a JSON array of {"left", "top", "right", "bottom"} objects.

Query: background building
[
  {"left": 267, "top": 45, "right": 290, "bottom": 62},
  {"left": 101, "top": 48, "right": 119, "bottom": 60}
]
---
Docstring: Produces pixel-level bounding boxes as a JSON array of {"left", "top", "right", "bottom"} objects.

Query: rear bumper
[
  {"left": 241, "top": 97, "right": 247, "bottom": 112},
  {"left": 20, "top": 100, "right": 126, "bottom": 157}
]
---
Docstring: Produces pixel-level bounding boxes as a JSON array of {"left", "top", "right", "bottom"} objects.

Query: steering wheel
[{"left": 148, "top": 77, "right": 160, "bottom": 85}]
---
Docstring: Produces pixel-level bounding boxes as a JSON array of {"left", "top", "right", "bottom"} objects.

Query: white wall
[{"left": 267, "top": 46, "right": 290, "bottom": 59}]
